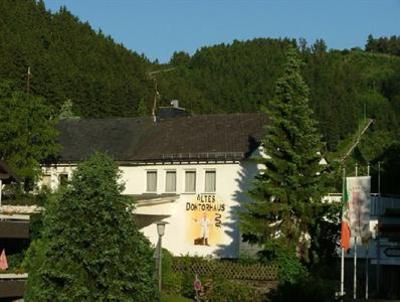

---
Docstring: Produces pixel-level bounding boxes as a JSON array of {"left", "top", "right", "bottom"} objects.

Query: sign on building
[{"left": 185, "top": 194, "right": 226, "bottom": 246}]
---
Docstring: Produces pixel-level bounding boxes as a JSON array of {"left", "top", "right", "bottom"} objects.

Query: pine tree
[
  {"left": 241, "top": 48, "right": 326, "bottom": 262},
  {"left": 24, "top": 153, "right": 158, "bottom": 301}
]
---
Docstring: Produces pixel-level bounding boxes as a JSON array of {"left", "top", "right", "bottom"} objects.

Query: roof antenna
[
  {"left": 147, "top": 67, "right": 176, "bottom": 123},
  {"left": 151, "top": 79, "right": 159, "bottom": 123}
]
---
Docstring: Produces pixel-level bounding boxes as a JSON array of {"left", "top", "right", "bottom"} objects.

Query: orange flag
[
  {"left": 341, "top": 177, "right": 351, "bottom": 252},
  {"left": 341, "top": 221, "right": 351, "bottom": 251},
  {"left": 0, "top": 249, "right": 8, "bottom": 270}
]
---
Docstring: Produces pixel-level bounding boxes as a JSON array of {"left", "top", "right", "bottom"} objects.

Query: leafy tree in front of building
[
  {"left": 0, "top": 81, "right": 59, "bottom": 188},
  {"left": 24, "top": 153, "right": 158, "bottom": 301},
  {"left": 240, "top": 48, "right": 329, "bottom": 282}
]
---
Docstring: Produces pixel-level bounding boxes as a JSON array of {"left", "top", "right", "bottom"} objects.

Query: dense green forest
[
  {"left": 0, "top": 0, "right": 153, "bottom": 117},
  {"left": 1, "top": 0, "right": 400, "bottom": 192},
  {"left": 158, "top": 40, "right": 400, "bottom": 152}
]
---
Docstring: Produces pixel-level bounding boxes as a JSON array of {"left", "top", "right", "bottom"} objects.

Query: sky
[{"left": 44, "top": 0, "right": 400, "bottom": 63}]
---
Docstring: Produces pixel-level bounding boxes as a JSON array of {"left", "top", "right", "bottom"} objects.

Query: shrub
[
  {"left": 5, "top": 251, "right": 25, "bottom": 274},
  {"left": 268, "top": 276, "right": 337, "bottom": 302},
  {"left": 162, "top": 249, "right": 183, "bottom": 295},
  {"left": 24, "top": 153, "right": 158, "bottom": 301},
  {"left": 260, "top": 240, "right": 307, "bottom": 284},
  {"left": 201, "top": 278, "right": 254, "bottom": 302},
  {"left": 169, "top": 256, "right": 271, "bottom": 301},
  {"left": 2, "top": 184, "right": 50, "bottom": 206},
  {"left": 274, "top": 251, "right": 308, "bottom": 284}
]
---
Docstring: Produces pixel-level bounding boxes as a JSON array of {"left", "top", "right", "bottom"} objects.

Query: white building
[{"left": 41, "top": 112, "right": 267, "bottom": 258}]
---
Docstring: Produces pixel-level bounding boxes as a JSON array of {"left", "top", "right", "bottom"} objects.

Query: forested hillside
[
  {"left": 1, "top": 0, "right": 400, "bottom": 192},
  {"left": 158, "top": 40, "right": 400, "bottom": 192},
  {"left": 0, "top": 0, "right": 153, "bottom": 117},
  {"left": 157, "top": 39, "right": 400, "bottom": 153}
]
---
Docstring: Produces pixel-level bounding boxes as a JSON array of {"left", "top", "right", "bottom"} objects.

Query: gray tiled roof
[{"left": 56, "top": 113, "right": 267, "bottom": 162}]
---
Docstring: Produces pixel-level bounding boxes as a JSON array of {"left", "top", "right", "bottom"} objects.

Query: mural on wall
[{"left": 186, "top": 194, "right": 226, "bottom": 246}]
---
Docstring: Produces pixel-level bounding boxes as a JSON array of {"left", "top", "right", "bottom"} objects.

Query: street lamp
[{"left": 156, "top": 221, "right": 167, "bottom": 292}]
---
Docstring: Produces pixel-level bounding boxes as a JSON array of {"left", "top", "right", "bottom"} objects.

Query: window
[
  {"left": 165, "top": 171, "right": 176, "bottom": 192},
  {"left": 205, "top": 170, "right": 216, "bottom": 192},
  {"left": 42, "top": 174, "right": 51, "bottom": 189},
  {"left": 59, "top": 173, "right": 68, "bottom": 186},
  {"left": 185, "top": 171, "right": 196, "bottom": 192},
  {"left": 146, "top": 171, "right": 157, "bottom": 192}
]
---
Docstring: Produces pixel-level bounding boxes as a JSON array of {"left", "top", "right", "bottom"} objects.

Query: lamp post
[{"left": 156, "top": 221, "right": 167, "bottom": 292}]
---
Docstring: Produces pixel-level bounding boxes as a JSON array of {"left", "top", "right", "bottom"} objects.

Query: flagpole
[
  {"left": 365, "top": 164, "right": 370, "bottom": 300},
  {"left": 376, "top": 161, "right": 381, "bottom": 295},
  {"left": 340, "top": 167, "right": 346, "bottom": 300},
  {"left": 353, "top": 164, "right": 358, "bottom": 300}
]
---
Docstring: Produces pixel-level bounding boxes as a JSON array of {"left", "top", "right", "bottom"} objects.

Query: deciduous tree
[
  {"left": 0, "top": 82, "right": 59, "bottom": 187},
  {"left": 24, "top": 153, "right": 158, "bottom": 301}
]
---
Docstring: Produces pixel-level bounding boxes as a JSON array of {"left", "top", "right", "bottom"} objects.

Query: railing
[
  {"left": 371, "top": 195, "right": 400, "bottom": 217},
  {"left": 160, "top": 152, "right": 245, "bottom": 161},
  {"left": 0, "top": 274, "right": 27, "bottom": 299},
  {"left": 324, "top": 193, "right": 400, "bottom": 217}
]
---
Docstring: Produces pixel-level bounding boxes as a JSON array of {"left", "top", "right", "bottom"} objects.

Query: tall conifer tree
[{"left": 241, "top": 48, "right": 326, "bottom": 261}]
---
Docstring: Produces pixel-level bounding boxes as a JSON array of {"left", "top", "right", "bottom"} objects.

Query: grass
[{"left": 161, "top": 294, "right": 193, "bottom": 302}]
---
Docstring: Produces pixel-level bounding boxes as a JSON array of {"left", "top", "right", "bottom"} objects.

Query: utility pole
[{"left": 26, "top": 67, "right": 31, "bottom": 94}]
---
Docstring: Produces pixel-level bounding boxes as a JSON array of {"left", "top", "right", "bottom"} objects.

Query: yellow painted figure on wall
[
  {"left": 186, "top": 194, "right": 225, "bottom": 246},
  {"left": 194, "top": 212, "right": 212, "bottom": 245}
]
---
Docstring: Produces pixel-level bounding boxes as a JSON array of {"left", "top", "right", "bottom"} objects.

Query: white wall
[
  {"left": 41, "top": 160, "right": 260, "bottom": 258},
  {"left": 40, "top": 165, "right": 75, "bottom": 191},
  {"left": 121, "top": 162, "right": 259, "bottom": 258}
]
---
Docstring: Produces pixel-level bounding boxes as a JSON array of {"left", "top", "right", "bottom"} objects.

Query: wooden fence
[{"left": 172, "top": 258, "right": 278, "bottom": 281}]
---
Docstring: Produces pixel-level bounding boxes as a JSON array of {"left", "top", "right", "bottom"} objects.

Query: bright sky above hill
[{"left": 44, "top": 0, "right": 400, "bottom": 63}]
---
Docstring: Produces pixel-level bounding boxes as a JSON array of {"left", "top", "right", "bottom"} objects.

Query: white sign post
[{"left": 194, "top": 274, "right": 202, "bottom": 302}]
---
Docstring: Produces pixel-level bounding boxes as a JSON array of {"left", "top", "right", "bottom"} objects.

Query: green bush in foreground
[
  {"left": 268, "top": 276, "right": 337, "bottom": 302},
  {"left": 201, "top": 278, "right": 254, "bottom": 302},
  {"left": 162, "top": 255, "right": 264, "bottom": 302},
  {"left": 24, "top": 153, "right": 158, "bottom": 301}
]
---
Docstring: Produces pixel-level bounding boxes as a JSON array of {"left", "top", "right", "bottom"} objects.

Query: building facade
[{"left": 41, "top": 113, "right": 267, "bottom": 258}]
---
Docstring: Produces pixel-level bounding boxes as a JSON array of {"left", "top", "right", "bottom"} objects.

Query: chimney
[{"left": 170, "top": 99, "right": 179, "bottom": 108}]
